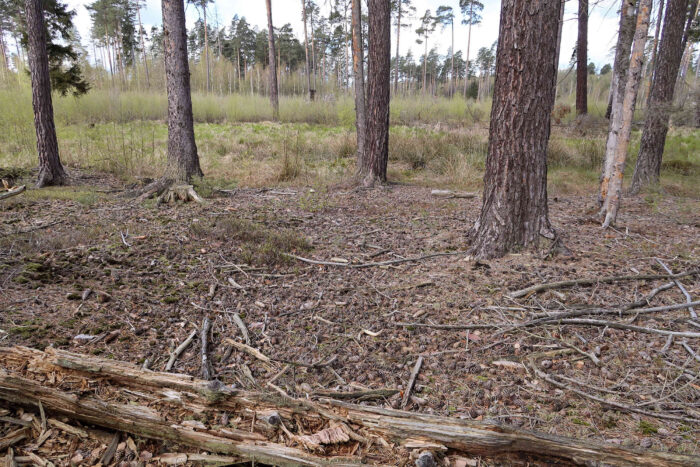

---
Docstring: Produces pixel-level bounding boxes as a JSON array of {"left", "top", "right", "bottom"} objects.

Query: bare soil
[{"left": 1, "top": 170, "right": 699, "bottom": 465}]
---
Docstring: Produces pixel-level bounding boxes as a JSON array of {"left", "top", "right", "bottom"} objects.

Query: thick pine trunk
[
  {"left": 358, "top": 0, "right": 390, "bottom": 187},
  {"left": 630, "top": 0, "right": 691, "bottom": 193},
  {"left": 265, "top": 0, "right": 279, "bottom": 120},
  {"left": 162, "top": 0, "right": 203, "bottom": 183},
  {"left": 606, "top": 1, "right": 637, "bottom": 120},
  {"left": 351, "top": 0, "right": 366, "bottom": 162},
  {"left": 576, "top": 0, "right": 589, "bottom": 115},
  {"left": 469, "top": 0, "right": 560, "bottom": 260},
  {"left": 600, "top": 0, "right": 652, "bottom": 228},
  {"left": 25, "top": 0, "right": 66, "bottom": 188}
]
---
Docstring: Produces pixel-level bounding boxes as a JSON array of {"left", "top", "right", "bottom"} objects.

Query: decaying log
[
  {"left": 0, "top": 185, "right": 26, "bottom": 201},
  {"left": 0, "top": 346, "right": 698, "bottom": 466}
]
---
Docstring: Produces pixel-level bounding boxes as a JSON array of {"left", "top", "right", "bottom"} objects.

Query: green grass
[{"left": 0, "top": 88, "right": 698, "bottom": 198}]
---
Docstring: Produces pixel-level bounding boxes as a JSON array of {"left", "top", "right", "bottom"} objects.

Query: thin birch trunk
[{"left": 601, "top": 0, "right": 652, "bottom": 228}]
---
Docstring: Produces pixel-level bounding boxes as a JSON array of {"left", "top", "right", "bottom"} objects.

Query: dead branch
[
  {"left": 401, "top": 356, "right": 423, "bottom": 409},
  {"left": 201, "top": 317, "right": 213, "bottom": 380},
  {"left": 232, "top": 313, "right": 250, "bottom": 345},
  {"left": 165, "top": 329, "right": 198, "bottom": 371},
  {"left": 681, "top": 341, "right": 700, "bottom": 363},
  {"left": 313, "top": 389, "right": 399, "bottom": 401},
  {"left": 284, "top": 251, "right": 463, "bottom": 269},
  {"left": 509, "top": 270, "right": 699, "bottom": 298},
  {"left": 0, "top": 346, "right": 696, "bottom": 466},
  {"left": 224, "top": 338, "right": 271, "bottom": 363},
  {"left": 656, "top": 259, "right": 697, "bottom": 319},
  {"left": 0, "top": 185, "right": 26, "bottom": 201},
  {"left": 555, "top": 319, "right": 700, "bottom": 338}
]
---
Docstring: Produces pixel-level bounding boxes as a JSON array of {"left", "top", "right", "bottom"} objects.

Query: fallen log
[
  {"left": 0, "top": 346, "right": 698, "bottom": 466},
  {"left": 0, "top": 185, "right": 26, "bottom": 201}
]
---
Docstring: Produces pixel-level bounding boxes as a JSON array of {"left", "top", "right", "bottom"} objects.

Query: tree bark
[
  {"left": 162, "top": 0, "right": 203, "bottom": 183},
  {"left": 606, "top": 0, "right": 637, "bottom": 120},
  {"left": 25, "top": 0, "right": 66, "bottom": 188},
  {"left": 351, "top": 0, "right": 366, "bottom": 162},
  {"left": 463, "top": 3, "right": 473, "bottom": 97},
  {"left": 630, "top": 0, "right": 692, "bottom": 192},
  {"left": 265, "top": 0, "right": 279, "bottom": 120},
  {"left": 203, "top": 3, "right": 210, "bottom": 93},
  {"left": 645, "top": 0, "right": 665, "bottom": 106},
  {"left": 301, "top": 0, "right": 314, "bottom": 100},
  {"left": 468, "top": 0, "right": 560, "bottom": 259},
  {"left": 450, "top": 19, "right": 455, "bottom": 97},
  {"left": 600, "top": 0, "right": 652, "bottom": 228},
  {"left": 137, "top": 6, "right": 150, "bottom": 89},
  {"left": 358, "top": 0, "right": 390, "bottom": 186},
  {"left": 576, "top": 0, "right": 589, "bottom": 115}
]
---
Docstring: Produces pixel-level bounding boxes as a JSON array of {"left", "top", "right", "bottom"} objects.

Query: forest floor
[{"left": 1, "top": 169, "right": 699, "bottom": 465}]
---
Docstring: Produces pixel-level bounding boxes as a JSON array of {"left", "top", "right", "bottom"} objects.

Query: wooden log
[
  {"left": 0, "top": 185, "right": 26, "bottom": 201},
  {"left": 0, "top": 346, "right": 698, "bottom": 466}
]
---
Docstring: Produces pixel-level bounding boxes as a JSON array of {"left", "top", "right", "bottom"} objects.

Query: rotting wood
[
  {"left": 0, "top": 346, "right": 698, "bottom": 466},
  {"left": 232, "top": 313, "right": 250, "bottom": 345},
  {"left": 509, "top": 270, "right": 699, "bottom": 298},
  {"left": 0, "top": 185, "right": 26, "bottom": 201},
  {"left": 284, "top": 251, "right": 463, "bottom": 268},
  {"left": 312, "top": 389, "right": 399, "bottom": 401},
  {"left": 201, "top": 317, "right": 213, "bottom": 380}
]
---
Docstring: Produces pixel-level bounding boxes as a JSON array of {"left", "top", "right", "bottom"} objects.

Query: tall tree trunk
[
  {"left": 422, "top": 36, "right": 427, "bottom": 95},
  {"left": 351, "top": 0, "right": 366, "bottom": 162},
  {"left": 137, "top": 6, "right": 150, "bottom": 88},
  {"left": 394, "top": 1, "right": 401, "bottom": 94},
  {"left": 344, "top": 2, "right": 350, "bottom": 90},
  {"left": 450, "top": 20, "right": 455, "bottom": 97},
  {"left": 606, "top": 1, "right": 637, "bottom": 119},
  {"left": 645, "top": 0, "right": 665, "bottom": 106},
  {"left": 105, "top": 34, "right": 115, "bottom": 87},
  {"left": 301, "top": 0, "right": 314, "bottom": 99},
  {"left": 0, "top": 25, "right": 8, "bottom": 72},
  {"left": 359, "top": 0, "right": 390, "bottom": 187},
  {"left": 203, "top": 4, "right": 210, "bottom": 93},
  {"left": 631, "top": 0, "right": 692, "bottom": 192},
  {"left": 576, "top": 0, "right": 589, "bottom": 115},
  {"left": 600, "top": 0, "right": 652, "bottom": 228},
  {"left": 265, "top": 0, "right": 279, "bottom": 120},
  {"left": 469, "top": 0, "right": 560, "bottom": 259},
  {"left": 553, "top": 0, "right": 566, "bottom": 98},
  {"left": 310, "top": 8, "right": 317, "bottom": 91},
  {"left": 25, "top": 0, "right": 66, "bottom": 187},
  {"left": 162, "top": 0, "right": 202, "bottom": 182},
  {"left": 463, "top": 4, "right": 473, "bottom": 97}
]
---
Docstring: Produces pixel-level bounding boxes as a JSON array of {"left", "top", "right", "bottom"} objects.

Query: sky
[{"left": 66, "top": 0, "right": 625, "bottom": 71}]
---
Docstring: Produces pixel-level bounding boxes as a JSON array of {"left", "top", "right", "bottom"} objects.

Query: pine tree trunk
[
  {"left": 422, "top": 37, "right": 427, "bottom": 95},
  {"left": 645, "top": 0, "right": 665, "bottom": 106},
  {"left": 204, "top": 4, "right": 210, "bottom": 93},
  {"left": 137, "top": 7, "right": 150, "bottom": 89},
  {"left": 351, "top": 0, "right": 366, "bottom": 162},
  {"left": 576, "top": 0, "right": 589, "bottom": 115},
  {"left": 394, "top": 2, "right": 401, "bottom": 94},
  {"left": 162, "top": 0, "right": 202, "bottom": 183},
  {"left": 265, "top": 0, "right": 279, "bottom": 120},
  {"left": 464, "top": 5, "right": 473, "bottom": 97},
  {"left": 450, "top": 20, "right": 455, "bottom": 98},
  {"left": 600, "top": 0, "right": 652, "bottom": 228},
  {"left": 301, "top": 0, "right": 313, "bottom": 99},
  {"left": 553, "top": 0, "right": 566, "bottom": 98},
  {"left": 358, "top": 0, "right": 390, "bottom": 187},
  {"left": 25, "top": 0, "right": 66, "bottom": 188},
  {"left": 606, "top": 0, "right": 637, "bottom": 119},
  {"left": 631, "top": 0, "right": 692, "bottom": 192},
  {"left": 469, "top": 0, "right": 560, "bottom": 259}
]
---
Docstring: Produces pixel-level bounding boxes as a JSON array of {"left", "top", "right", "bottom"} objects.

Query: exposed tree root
[{"left": 136, "top": 178, "right": 205, "bottom": 205}]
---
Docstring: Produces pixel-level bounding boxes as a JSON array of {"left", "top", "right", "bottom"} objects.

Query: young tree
[
  {"left": 391, "top": 0, "right": 415, "bottom": 93},
  {"left": 358, "top": 0, "right": 390, "bottom": 186},
  {"left": 25, "top": 0, "right": 66, "bottom": 187},
  {"left": 301, "top": 0, "right": 315, "bottom": 99},
  {"left": 576, "top": 0, "right": 588, "bottom": 114},
  {"left": 415, "top": 9, "right": 435, "bottom": 94},
  {"left": 599, "top": 0, "right": 652, "bottom": 228},
  {"left": 631, "top": 0, "right": 693, "bottom": 192},
  {"left": 469, "top": 0, "right": 561, "bottom": 259},
  {"left": 435, "top": 5, "right": 455, "bottom": 96},
  {"left": 459, "top": 0, "right": 483, "bottom": 97},
  {"left": 265, "top": 0, "right": 279, "bottom": 119},
  {"left": 351, "top": 0, "right": 366, "bottom": 160},
  {"left": 161, "top": 0, "right": 202, "bottom": 184}
]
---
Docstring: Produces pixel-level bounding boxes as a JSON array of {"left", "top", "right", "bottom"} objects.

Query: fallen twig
[
  {"left": 681, "top": 341, "right": 700, "bottom": 363},
  {"left": 201, "top": 317, "right": 212, "bottom": 380},
  {"left": 401, "top": 356, "right": 423, "bottom": 409},
  {"left": 509, "top": 270, "right": 699, "bottom": 298},
  {"left": 165, "top": 330, "right": 198, "bottom": 372},
  {"left": 555, "top": 319, "right": 700, "bottom": 338},
  {"left": 656, "top": 259, "right": 697, "bottom": 319},
  {"left": 313, "top": 389, "right": 399, "bottom": 401},
  {"left": 0, "top": 185, "right": 25, "bottom": 201},
  {"left": 284, "top": 251, "right": 463, "bottom": 269},
  {"left": 224, "top": 338, "right": 271, "bottom": 363}
]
